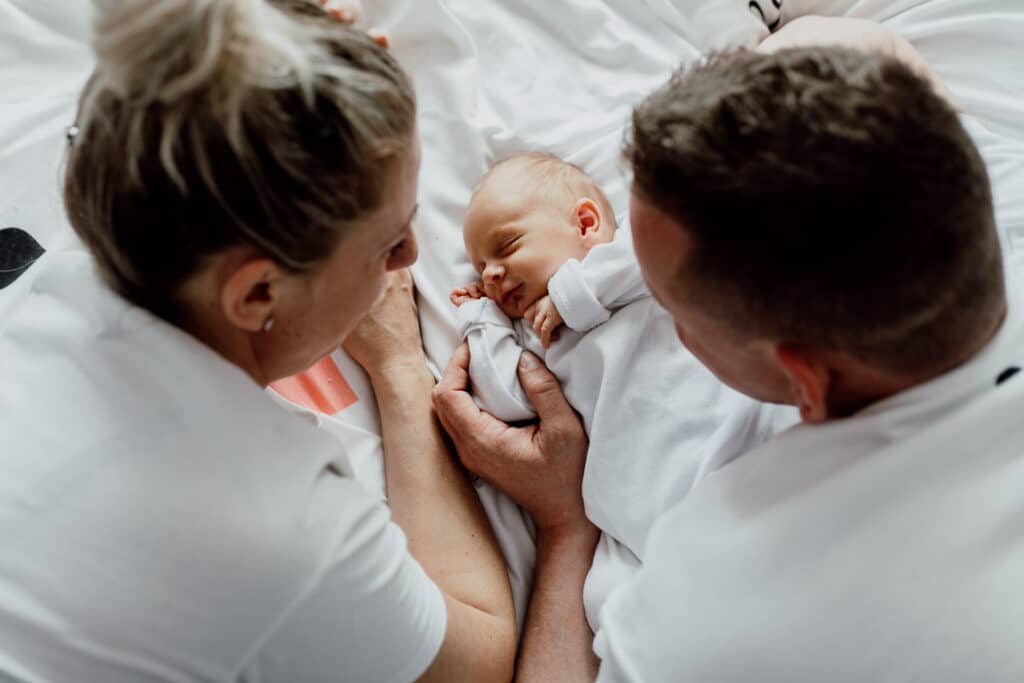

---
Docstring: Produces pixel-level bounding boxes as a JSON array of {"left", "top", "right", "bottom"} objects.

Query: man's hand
[
  {"left": 432, "top": 344, "right": 589, "bottom": 533},
  {"left": 524, "top": 295, "right": 564, "bottom": 348},
  {"left": 450, "top": 281, "right": 487, "bottom": 307}
]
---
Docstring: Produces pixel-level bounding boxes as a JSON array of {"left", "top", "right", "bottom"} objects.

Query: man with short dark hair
[
  {"left": 591, "top": 43, "right": 1023, "bottom": 682},
  {"left": 626, "top": 44, "right": 1006, "bottom": 421},
  {"left": 433, "top": 18, "right": 1024, "bottom": 682}
]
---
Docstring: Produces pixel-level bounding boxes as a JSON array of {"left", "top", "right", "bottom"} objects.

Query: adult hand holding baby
[
  {"left": 433, "top": 346, "right": 600, "bottom": 678},
  {"left": 432, "top": 344, "right": 589, "bottom": 533}
]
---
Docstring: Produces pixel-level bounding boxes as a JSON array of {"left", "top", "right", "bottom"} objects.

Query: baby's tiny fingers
[
  {"left": 536, "top": 317, "right": 552, "bottom": 344},
  {"left": 533, "top": 313, "right": 548, "bottom": 334}
]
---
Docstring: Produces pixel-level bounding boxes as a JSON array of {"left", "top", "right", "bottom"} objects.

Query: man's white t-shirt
[
  {"left": 594, "top": 287, "right": 1024, "bottom": 682},
  {"left": 0, "top": 250, "right": 446, "bottom": 682}
]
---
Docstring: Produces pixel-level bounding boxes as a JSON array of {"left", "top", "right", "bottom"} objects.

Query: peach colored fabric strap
[{"left": 271, "top": 355, "right": 358, "bottom": 415}]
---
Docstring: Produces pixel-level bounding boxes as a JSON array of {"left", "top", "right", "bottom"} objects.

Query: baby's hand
[
  {"left": 524, "top": 295, "right": 563, "bottom": 348},
  {"left": 450, "top": 281, "right": 487, "bottom": 307}
]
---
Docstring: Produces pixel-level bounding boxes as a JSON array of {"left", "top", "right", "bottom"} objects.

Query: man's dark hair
[{"left": 626, "top": 47, "right": 1005, "bottom": 380}]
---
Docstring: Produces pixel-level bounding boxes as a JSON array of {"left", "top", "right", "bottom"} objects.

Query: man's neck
[{"left": 824, "top": 303, "right": 1009, "bottom": 419}]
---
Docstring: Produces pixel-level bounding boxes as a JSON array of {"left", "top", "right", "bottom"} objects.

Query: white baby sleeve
[
  {"left": 456, "top": 297, "right": 537, "bottom": 422},
  {"left": 547, "top": 224, "right": 650, "bottom": 333}
]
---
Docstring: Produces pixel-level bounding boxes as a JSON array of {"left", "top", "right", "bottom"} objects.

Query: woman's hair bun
[
  {"left": 95, "top": 0, "right": 235, "bottom": 103},
  {"left": 68, "top": 0, "right": 416, "bottom": 323},
  {"left": 90, "top": 0, "right": 317, "bottom": 105}
]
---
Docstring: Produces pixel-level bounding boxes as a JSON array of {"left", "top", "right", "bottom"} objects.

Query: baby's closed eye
[{"left": 499, "top": 235, "right": 521, "bottom": 256}]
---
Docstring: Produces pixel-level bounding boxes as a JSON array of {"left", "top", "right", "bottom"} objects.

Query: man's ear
[
  {"left": 775, "top": 343, "right": 831, "bottom": 423},
  {"left": 219, "top": 257, "right": 284, "bottom": 334},
  {"left": 573, "top": 198, "right": 602, "bottom": 245}
]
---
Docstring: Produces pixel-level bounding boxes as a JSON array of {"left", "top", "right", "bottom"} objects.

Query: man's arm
[
  {"left": 519, "top": 523, "right": 601, "bottom": 681},
  {"left": 433, "top": 345, "right": 599, "bottom": 681}
]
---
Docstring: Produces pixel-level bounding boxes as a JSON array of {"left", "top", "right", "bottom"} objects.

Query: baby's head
[{"left": 464, "top": 153, "right": 617, "bottom": 318}]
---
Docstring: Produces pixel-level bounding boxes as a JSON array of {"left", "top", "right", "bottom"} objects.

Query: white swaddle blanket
[{"left": 457, "top": 228, "right": 798, "bottom": 631}]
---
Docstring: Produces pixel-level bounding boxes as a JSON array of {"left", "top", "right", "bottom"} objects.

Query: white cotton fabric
[
  {"left": 0, "top": 251, "right": 446, "bottom": 683},
  {"left": 457, "top": 231, "right": 797, "bottom": 632},
  {"left": 405, "top": 0, "right": 1024, "bottom": 632},
  {"left": 594, "top": 285, "right": 1024, "bottom": 683},
  {"left": 4, "top": 0, "right": 1024, "bottom": 650},
  {"left": 0, "top": 0, "right": 767, "bottom": 627}
]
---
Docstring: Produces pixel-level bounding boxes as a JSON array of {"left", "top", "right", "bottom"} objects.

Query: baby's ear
[{"left": 573, "top": 198, "right": 602, "bottom": 243}]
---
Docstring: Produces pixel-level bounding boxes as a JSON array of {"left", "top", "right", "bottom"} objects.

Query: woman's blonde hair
[{"left": 65, "top": 0, "right": 416, "bottom": 322}]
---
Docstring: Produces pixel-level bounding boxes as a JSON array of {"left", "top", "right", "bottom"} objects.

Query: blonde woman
[{"left": 0, "top": 1, "right": 516, "bottom": 680}]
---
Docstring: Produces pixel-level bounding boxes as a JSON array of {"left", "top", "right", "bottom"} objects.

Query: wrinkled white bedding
[{"left": 2, "top": 0, "right": 1023, "bottom": 633}]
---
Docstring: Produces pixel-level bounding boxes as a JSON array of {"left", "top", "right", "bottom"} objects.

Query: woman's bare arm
[
  {"left": 757, "top": 16, "right": 956, "bottom": 105},
  {"left": 344, "top": 271, "right": 516, "bottom": 682}
]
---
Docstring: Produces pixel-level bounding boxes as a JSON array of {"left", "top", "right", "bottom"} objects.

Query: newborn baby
[
  {"left": 453, "top": 153, "right": 623, "bottom": 351},
  {"left": 451, "top": 152, "right": 797, "bottom": 633}
]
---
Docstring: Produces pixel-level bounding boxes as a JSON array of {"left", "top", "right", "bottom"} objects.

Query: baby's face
[{"left": 464, "top": 172, "right": 607, "bottom": 318}]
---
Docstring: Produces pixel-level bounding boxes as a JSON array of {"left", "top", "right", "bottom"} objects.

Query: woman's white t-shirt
[{"left": 0, "top": 250, "right": 446, "bottom": 682}]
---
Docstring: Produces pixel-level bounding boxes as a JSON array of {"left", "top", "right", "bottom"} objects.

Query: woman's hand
[
  {"left": 432, "top": 344, "right": 590, "bottom": 533},
  {"left": 316, "top": 0, "right": 390, "bottom": 47},
  {"left": 343, "top": 270, "right": 426, "bottom": 381}
]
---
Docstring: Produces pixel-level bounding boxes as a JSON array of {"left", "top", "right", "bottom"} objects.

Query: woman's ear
[
  {"left": 573, "top": 198, "right": 602, "bottom": 245},
  {"left": 220, "top": 257, "right": 284, "bottom": 334},
  {"left": 775, "top": 343, "right": 831, "bottom": 423}
]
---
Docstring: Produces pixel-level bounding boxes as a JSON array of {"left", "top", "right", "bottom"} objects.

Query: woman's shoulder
[
  {"left": 0, "top": 251, "right": 406, "bottom": 672},
  {"left": 0, "top": 247, "right": 397, "bottom": 626}
]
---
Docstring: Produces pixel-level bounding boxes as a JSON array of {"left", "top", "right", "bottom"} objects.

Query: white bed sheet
[{"left": 2, "top": 0, "right": 1024, "bottom": 635}]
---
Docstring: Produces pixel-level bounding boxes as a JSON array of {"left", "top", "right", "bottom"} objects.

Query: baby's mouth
[{"left": 501, "top": 283, "right": 524, "bottom": 310}]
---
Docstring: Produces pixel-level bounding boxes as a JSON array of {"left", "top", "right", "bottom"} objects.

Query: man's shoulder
[{"left": 596, "top": 375, "right": 1024, "bottom": 682}]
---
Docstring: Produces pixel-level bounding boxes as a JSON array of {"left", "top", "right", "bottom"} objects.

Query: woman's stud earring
[{"left": 263, "top": 318, "right": 275, "bottom": 333}]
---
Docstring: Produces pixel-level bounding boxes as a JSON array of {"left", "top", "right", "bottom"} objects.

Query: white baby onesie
[{"left": 456, "top": 226, "right": 797, "bottom": 633}]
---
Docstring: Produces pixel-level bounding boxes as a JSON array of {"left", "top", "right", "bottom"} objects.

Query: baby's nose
[{"left": 482, "top": 263, "right": 504, "bottom": 282}]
